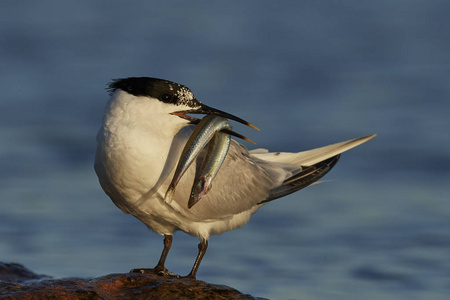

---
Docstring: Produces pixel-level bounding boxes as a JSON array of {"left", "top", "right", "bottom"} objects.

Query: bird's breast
[{"left": 95, "top": 119, "right": 190, "bottom": 208}]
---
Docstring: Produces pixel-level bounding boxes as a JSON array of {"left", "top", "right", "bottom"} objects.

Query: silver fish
[
  {"left": 188, "top": 131, "right": 231, "bottom": 208},
  {"left": 164, "top": 115, "right": 235, "bottom": 203}
]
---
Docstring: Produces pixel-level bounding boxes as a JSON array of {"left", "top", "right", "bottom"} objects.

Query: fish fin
[{"left": 164, "top": 187, "right": 175, "bottom": 204}]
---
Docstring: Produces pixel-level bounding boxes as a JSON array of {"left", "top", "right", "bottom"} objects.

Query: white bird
[{"left": 94, "top": 77, "right": 376, "bottom": 278}]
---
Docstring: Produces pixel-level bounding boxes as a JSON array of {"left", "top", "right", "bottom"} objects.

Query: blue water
[{"left": 1, "top": 1, "right": 449, "bottom": 299}]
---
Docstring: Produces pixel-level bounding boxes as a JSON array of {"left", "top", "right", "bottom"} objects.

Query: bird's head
[{"left": 107, "top": 77, "right": 259, "bottom": 131}]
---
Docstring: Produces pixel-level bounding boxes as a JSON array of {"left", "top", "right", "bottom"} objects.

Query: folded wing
[{"left": 166, "top": 134, "right": 376, "bottom": 221}]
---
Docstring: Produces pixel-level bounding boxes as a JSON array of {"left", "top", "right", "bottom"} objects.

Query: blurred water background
[{"left": 1, "top": 1, "right": 449, "bottom": 299}]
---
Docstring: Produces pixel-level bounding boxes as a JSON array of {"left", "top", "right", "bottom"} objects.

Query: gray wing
[
  {"left": 166, "top": 134, "right": 376, "bottom": 222},
  {"left": 259, "top": 154, "right": 340, "bottom": 204},
  {"left": 168, "top": 140, "right": 291, "bottom": 222}
]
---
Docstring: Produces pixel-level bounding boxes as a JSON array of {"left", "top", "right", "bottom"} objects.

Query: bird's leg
[
  {"left": 154, "top": 234, "right": 173, "bottom": 273},
  {"left": 184, "top": 238, "right": 208, "bottom": 279},
  {"left": 131, "top": 234, "right": 173, "bottom": 276}
]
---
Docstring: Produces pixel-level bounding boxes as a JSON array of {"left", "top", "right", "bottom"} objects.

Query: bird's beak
[{"left": 171, "top": 103, "right": 260, "bottom": 131}]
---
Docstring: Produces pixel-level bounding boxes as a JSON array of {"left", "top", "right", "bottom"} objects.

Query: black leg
[
  {"left": 154, "top": 234, "right": 173, "bottom": 272},
  {"left": 185, "top": 238, "right": 208, "bottom": 279},
  {"left": 130, "top": 234, "right": 173, "bottom": 275}
]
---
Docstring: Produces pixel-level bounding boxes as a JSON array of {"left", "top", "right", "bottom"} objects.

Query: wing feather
[
  {"left": 165, "top": 134, "right": 375, "bottom": 222},
  {"left": 251, "top": 134, "right": 376, "bottom": 166}
]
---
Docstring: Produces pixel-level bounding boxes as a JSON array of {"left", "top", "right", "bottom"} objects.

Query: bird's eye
[{"left": 160, "top": 93, "right": 173, "bottom": 102}]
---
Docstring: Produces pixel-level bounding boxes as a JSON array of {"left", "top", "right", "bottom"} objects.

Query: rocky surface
[{"left": 0, "top": 262, "right": 267, "bottom": 299}]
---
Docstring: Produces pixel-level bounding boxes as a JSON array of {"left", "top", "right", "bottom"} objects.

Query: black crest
[{"left": 107, "top": 77, "right": 202, "bottom": 107}]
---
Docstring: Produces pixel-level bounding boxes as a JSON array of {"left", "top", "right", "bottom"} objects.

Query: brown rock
[{"left": 0, "top": 262, "right": 267, "bottom": 300}]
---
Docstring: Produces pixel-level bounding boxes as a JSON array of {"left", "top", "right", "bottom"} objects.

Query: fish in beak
[
  {"left": 188, "top": 130, "right": 231, "bottom": 208},
  {"left": 165, "top": 115, "right": 234, "bottom": 205}
]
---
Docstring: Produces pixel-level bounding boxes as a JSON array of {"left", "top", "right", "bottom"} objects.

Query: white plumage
[{"left": 94, "top": 77, "right": 375, "bottom": 278}]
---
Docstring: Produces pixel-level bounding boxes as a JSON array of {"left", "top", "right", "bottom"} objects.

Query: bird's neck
[{"left": 103, "top": 90, "right": 189, "bottom": 138}]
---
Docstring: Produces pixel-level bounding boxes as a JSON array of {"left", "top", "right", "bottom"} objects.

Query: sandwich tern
[{"left": 94, "top": 77, "right": 376, "bottom": 278}]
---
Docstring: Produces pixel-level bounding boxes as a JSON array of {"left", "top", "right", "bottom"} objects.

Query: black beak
[{"left": 171, "top": 103, "right": 259, "bottom": 131}]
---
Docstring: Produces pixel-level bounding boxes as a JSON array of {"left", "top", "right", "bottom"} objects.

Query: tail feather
[
  {"left": 251, "top": 134, "right": 376, "bottom": 166},
  {"left": 258, "top": 154, "right": 340, "bottom": 204}
]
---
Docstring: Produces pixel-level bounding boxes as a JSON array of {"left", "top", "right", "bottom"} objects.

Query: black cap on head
[
  {"left": 108, "top": 77, "right": 201, "bottom": 107},
  {"left": 108, "top": 77, "right": 259, "bottom": 130}
]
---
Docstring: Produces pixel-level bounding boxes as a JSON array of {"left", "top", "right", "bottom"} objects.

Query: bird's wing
[
  {"left": 250, "top": 134, "right": 376, "bottom": 166},
  {"left": 166, "top": 140, "right": 286, "bottom": 222},
  {"left": 260, "top": 154, "right": 340, "bottom": 204},
  {"left": 252, "top": 134, "right": 376, "bottom": 203},
  {"left": 166, "top": 134, "right": 376, "bottom": 222}
]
